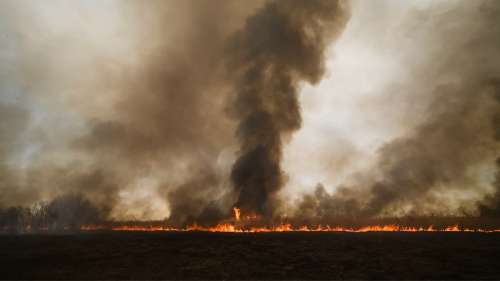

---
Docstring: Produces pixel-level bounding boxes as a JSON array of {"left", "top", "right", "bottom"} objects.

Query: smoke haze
[
  {"left": 1, "top": 0, "right": 499, "bottom": 227},
  {"left": 290, "top": 0, "right": 500, "bottom": 220}
]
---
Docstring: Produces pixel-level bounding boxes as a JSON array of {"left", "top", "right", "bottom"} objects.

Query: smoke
[
  {"left": 0, "top": 0, "right": 262, "bottom": 224},
  {"left": 478, "top": 81, "right": 500, "bottom": 217},
  {"left": 227, "top": 0, "right": 350, "bottom": 216},
  {"left": 0, "top": 103, "right": 31, "bottom": 206},
  {"left": 69, "top": 1, "right": 265, "bottom": 223},
  {"left": 0, "top": 0, "right": 351, "bottom": 226},
  {"left": 2, "top": 0, "right": 500, "bottom": 227},
  {"left": 293, "top": 0, "right": 500, "bottom": 220},
  {"left": 165, "top": 168, "right": 228, "bottom": 227},
  {"left": 0, "top": 193, "right": 108, "bottom": 232}
]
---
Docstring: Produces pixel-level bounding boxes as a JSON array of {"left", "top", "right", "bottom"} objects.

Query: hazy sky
[{"left": 284, "top": 0, "right": 437, "bottom": 195}]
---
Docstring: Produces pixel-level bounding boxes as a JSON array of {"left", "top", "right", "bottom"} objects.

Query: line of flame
[{"left": 79, "top": 224, "right": 500, "bottom": 233}]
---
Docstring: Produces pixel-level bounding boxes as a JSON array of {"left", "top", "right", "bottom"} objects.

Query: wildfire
[
  {"left": 78, "top": 223, "right": 500, "bottom": 233},
  {"left": 9, "top": 210, "right": 500, "bottom": 233},
  {"left": 73, "top": 209, "right": 500, "bottom": 233}
]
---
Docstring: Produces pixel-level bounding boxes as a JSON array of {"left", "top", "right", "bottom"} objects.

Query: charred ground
[{"left": 1, "top": 232, "right": 500, "bottom": 280}]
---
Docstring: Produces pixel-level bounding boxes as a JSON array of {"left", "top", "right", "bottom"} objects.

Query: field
[{"left": 1, "top": 232, "right": 500, "bottom": 280}]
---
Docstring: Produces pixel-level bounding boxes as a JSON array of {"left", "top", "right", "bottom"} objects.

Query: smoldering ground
[{"left": 1, "top": 0, "right": 500, "bottom": 230}]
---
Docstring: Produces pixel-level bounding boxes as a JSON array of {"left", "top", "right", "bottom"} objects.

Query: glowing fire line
[
  {"left": 6, "top": 208, "right": 500, "bottom": 233},
  {"left": 79, "top": 224, "right": 500, "bottom": 233},
  {"left": 77, "top": 208, "right": 500, "bottom": 233}
]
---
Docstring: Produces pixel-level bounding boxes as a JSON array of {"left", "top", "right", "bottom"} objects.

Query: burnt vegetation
[{"left": 1, "top": 232, "right": 500, "bottom": 280}]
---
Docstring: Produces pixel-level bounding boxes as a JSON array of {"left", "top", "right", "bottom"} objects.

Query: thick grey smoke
[
  {"left": 0, "top": 0, "right": 262, "bottom": 225},
  {"left": 2, "top": 0, "right": 500, "bottom": 229},
  {"left": 72, "top": 1, "right": 263, "bottom": 223},
  {"left": 294, "top": 0, "right": 500, "bottom": 220},
  {"left": 227, "top": 0, "right": 350, "bottom": 216}
]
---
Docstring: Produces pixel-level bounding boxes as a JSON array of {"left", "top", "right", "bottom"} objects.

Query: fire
[
  {"left": 9, "top": 210, "right": 499, "bottom": 233},
  {"left": 79, "top": 223, "right": 500, "bottom": 233},
  {"left": 233, "top": 207, "right": 241, "bottom": 221},
  {"left": 232, "top": 207, "right": 259, "bottom": 221},
  {"left": 75, "top": 210, "right": 500, "bottom": 233},
  {"left": 81, "top": 225, "right": 178, "bottom": 232},
  {"left": 7, "top": 209, "right": 499, "bottom": 234}
]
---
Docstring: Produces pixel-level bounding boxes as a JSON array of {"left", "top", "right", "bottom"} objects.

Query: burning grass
[
  {"left": 68, "top": 208, "right": 500, "bottom": 233},
  {"left": 4, "top": 205, "right": 500, "bottom": 234},
  {"left": 78, "top": 222, "right": 500, "bottom": 233}
]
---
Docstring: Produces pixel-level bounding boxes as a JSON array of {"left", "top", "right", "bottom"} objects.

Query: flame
[
  {"left": 79, "top": 223, "right": 500, "bottom": 233},
  {"left": 233, "top": 207, "right": 241, "bottom": 221},
  {"left": 81, "top": 225, "right": 178, "bottom": 232},
  {"left": 8, "top": 211, "right": 500, "bottom": 233},
  {"left": 77, "top": 210, "right": 500, "bottom": 233}
]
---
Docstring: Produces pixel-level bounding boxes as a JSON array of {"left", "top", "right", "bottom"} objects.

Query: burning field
[
  {"left": 1, "top": 0, "right": 500, "bottom": 279},
  {"left": 3, "top": 204, "right": 500, "bottom": 234}
]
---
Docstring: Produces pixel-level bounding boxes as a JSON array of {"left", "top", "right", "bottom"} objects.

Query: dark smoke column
[{"left": 227, "top": 0, "right": 350, "bottom": 216}]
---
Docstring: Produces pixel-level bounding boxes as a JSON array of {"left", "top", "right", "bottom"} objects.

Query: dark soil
[{"left": 1, "top": 232, "right": 500, "bottom": 279}]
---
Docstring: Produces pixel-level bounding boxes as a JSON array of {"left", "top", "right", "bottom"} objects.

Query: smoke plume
[{"left": 227, "top": 0, "right": 350, "bottom": 216}]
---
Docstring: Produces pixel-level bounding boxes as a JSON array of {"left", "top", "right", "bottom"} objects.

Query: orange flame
[
  {"left": 79, "top": 223, "right": 500, "bottom": 233},
  {"left": 233, "top": 207, "right": 241, "bottom": 221},
  {"left": 70, "top": 209, "right": 500, "bottom": 233}
]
